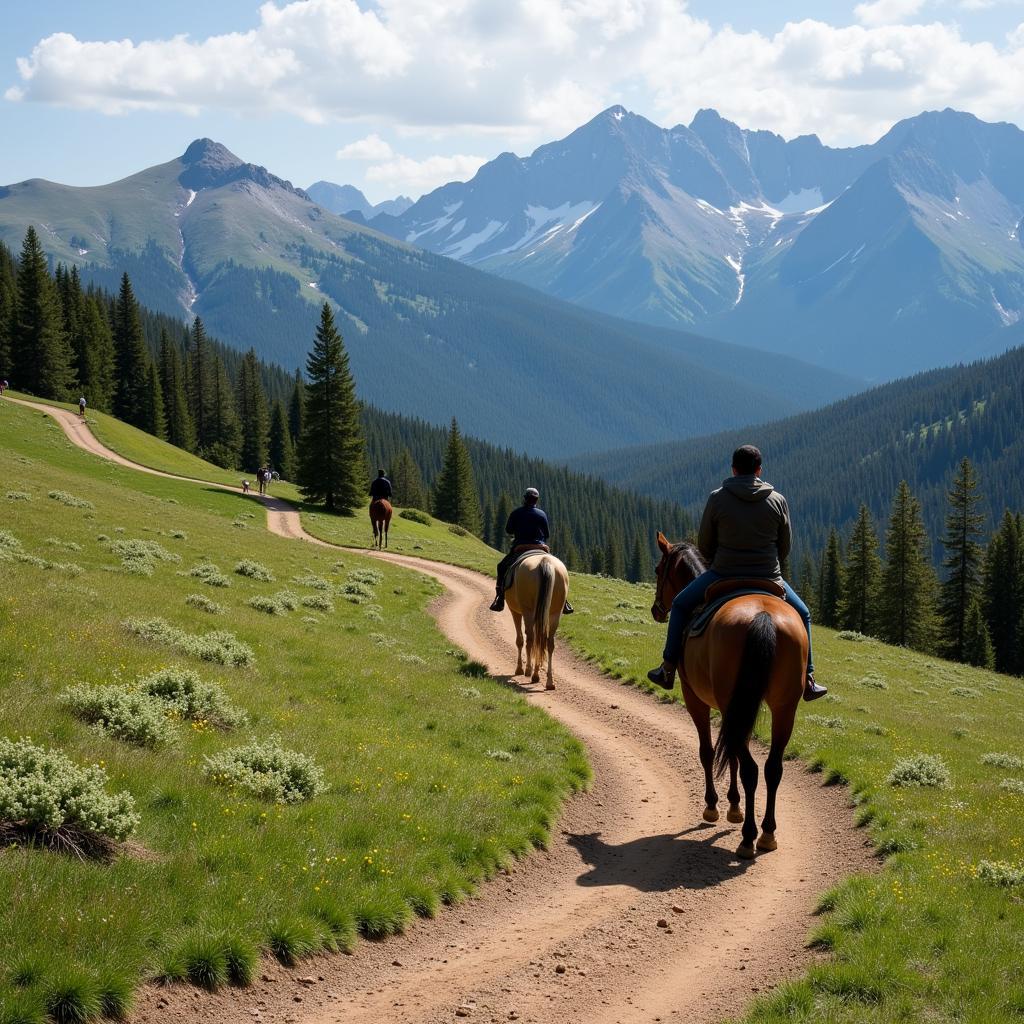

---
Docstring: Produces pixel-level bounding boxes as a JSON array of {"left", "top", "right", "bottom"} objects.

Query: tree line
[
  {"left": 0, "top": 227, "right": 690, "bottom": 581},
  {"left": 803, "top": 458, "right": 1023, "bottom": 676}
]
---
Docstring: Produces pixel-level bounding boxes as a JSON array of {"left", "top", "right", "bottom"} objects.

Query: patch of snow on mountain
[
  {"left": 448, "top": 219, "right": 467, "bottom": 237},
  {"left": 728, "top": 201, "right": 784, "bottom": 241},
  {"left": 77, "top": 248, "right": 89, "bottom": 256},
  {"left": 772, "top": 188, "right": 823, "bottom": 214},
  {"left": 613, "top": 111, "right": 624, "bottom": 121},
  {"left": 444, "top": 219, "right": 506, "bottom": 260},
  {"left": 492, "top": 200, "right": 598, "bottom": 257},
  {"left": 187, "top": 189, "right": 197, "bottom": 207},
  {"left": 804, "top": 200, "right": 834, "bottom": 215},
  {"left": 570, "top": 203, "right": 602, "bottom": 231},
  {"left": 406, "top": 202, "right": 463, "bottom": 244},
  {"left": 695, "top": 198, "right": 724, "bottom": 216},
  {"left": 991, "top": 288, "right": 1020, "bottom": 325},
  {"left": 725, "top": 254, "right": 745, "bottom": 305}
]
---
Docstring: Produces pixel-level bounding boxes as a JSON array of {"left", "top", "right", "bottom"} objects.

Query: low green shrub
[
  {"left": 837, "top": 630, "right": 870, "bottom": 642},
  {"left": 805, "top": 714, "right": 846, "bottom": 730},
  {"left": 109, "top": 538, "right": 181, "bottom": 576},
  {"left": 44, "top": 537, "right": 82, "bottom": 552},
  {"left": 950, "top": 686, "right": 980, "bottom": 698},
  {"left": 999, "top": 778, "right": 1024, "bottom": 794},
  {"left": 347, "top": 568, "right": 383, "bottom": 586},
  {"left": 123, "top": 617, "right": 254, "bottom": 667},
  {"left": 185, "top": 594, "right": 224, "bottom": 615},
  {"left": 47, "top": 490, "right": 93, "bottom": 509},
  {"left": 248, "top": 595, "right": 285, "bottom": 615},
  {"left": 273, "top": 590, "right": 299, "bottom": 611},
  {"left": 5, "top": 490, "right": 32, "bottom": 501},
  {"left": 61, "top": 684, "right": 176, "bottom": 748},
  {"left": 447, "top": 524, "right": 468, "bottom": 537},
  {"left": 981, "top": 752, "right": 1024, "bottom": 771},
  {"left": 977, "top": 860, "right": 1024, "bottom": 887},
  {"left": 398, "top": 508, "right": 431, "bottom": 525},
  {"left": 203, "top": 738, "right": 327, "bottom": 804},
  {"left": 266, "top": 917, "right": 319, "bottom": 966},
  {"left": 292, "top": 571, "right": 332, "bottom": 591},
  {"left": 0, "top": 530, "right": 24, "bottom": 561},
  {"left": 300, "top": 593, "right": 334, "bottom": 612},
  {"left": 138, "top": 667, "right": 247, "bottom": 730},
  {"left": 234, "top": 560, "right": 274, "bottom": 582},
  {"left": 43, "top": 969, "right": 101, "bottom": 1024},
  {"left": 0, "top": 737, "right": 139, "bottom": 851},
  {"left": 887, "top": 753, "right": 950, "bottom": 789},
  {"left": 187, "top": 562, "right": 231, "bottom": 588}
]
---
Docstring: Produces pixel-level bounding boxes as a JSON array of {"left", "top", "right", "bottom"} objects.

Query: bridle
[{"left": 652, "top": 547, "right": 678, "bottom": 622}]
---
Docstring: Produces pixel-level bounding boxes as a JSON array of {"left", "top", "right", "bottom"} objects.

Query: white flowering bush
[
  {"left": 887, "top": 753, "right": 950, "bottom": 788},
  {"left": 62, "top": 685, "right": 176, "bottom": 748},
  {"left": 138, "top": 667, "right": 247, "bottom": 730},
  {"left": 48, "top": 490, "right": 94, "bottom": 509},
  {"left": 186, "top": 593, "right": 225, "bottom": 614},
  {"left": 204, "top": 739, "right": 326, "bottom": 804},
  {"left": 0, "top": 737, "right": 139, "bottom": 852},
  {"left": 300, "top": 593, "right": 334, "bottom": 612},
  {"left": 292, "top": 571, "right": 332, "bottom": 591},
  {"left": 123, "top": 617, "right": 255, "bottom": 667},
  {"left": 981, "top": 752, "right": 1024, "bottom": 771},
  {"left": 234, "top": 560, "right": 275, "bottom": 582},
  {"left": 0, "top": 530, "right": 23, "bottom": 560},
  {"left": 109, "top": 538, "right": 181, "bottom": 576},
  {"left": 187, "top": 562, "right": 231, "bottom": 587},
  {"left": 977, "top": 860, "right": 1024, "bottom": 887}
]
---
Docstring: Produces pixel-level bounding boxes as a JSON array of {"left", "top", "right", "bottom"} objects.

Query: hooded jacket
[{"left": 696, "top": 475, "right": 791, "bottom": 582}]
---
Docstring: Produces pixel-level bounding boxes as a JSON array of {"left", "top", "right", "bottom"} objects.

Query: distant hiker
[
  {"left": 490, "top": 487, "right": 573, "bottom": 615},
  {"left": 78, "top": 396, "right": 87, "bottom": 417},
  {"left": 0, "top": 379, "right": 8, "bottom": 396},
  {"left": 242, "top": 480, "right": 251, "bottom": 494},
  {"left": 257, "top": 467, "right": 270, "bottom": 496},
  {"left": 646, "top": 444, "right": 825, "bottom": 701},
  {"left": 369, "top": 469, "right": 393, "bottom": 502}
]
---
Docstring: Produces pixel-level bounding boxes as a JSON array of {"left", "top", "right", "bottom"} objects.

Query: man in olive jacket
[{"left": 648, "top": 444, "right": 825, "bottom": 700}]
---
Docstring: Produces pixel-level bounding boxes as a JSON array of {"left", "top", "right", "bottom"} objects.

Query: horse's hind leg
[
  {"left": 681, "top": 684, "right": 719, "bottom": 823},
  {"left": 736, "top": 746, "right": 759, "bottom": 859},
  {"left": 512, "top": 611, "right": 525, "bottom": 676},
  {"left": 757, "top": 710, "right": 795, "bottom": 853},
  {"left": 544, "top": 626, "right": 556, "bottom": 691},
  {"left": 727, "top": 757, "right": 743, "bottom": 823}
]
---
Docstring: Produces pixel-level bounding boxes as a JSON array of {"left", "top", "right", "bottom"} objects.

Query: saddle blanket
[
  {"left": 688, "top": 588, "right": 788, "bottom": 638},
  {"left": 502, "top": 550, "right": 546, "bottom": 591}
]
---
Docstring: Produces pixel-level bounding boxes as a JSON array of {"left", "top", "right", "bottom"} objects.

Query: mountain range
[
  {"left": 305, "top": 181, "right": 413, "bottom": 220},
  {"left": 0, "top": 139, "right": 852, "bottom": 458},
  {"left": 374, "top": 106, "right": 1024, "bottom": 379}
]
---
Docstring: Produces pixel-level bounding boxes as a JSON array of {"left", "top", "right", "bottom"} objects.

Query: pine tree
[
  {"left": 0, "top": 240, "right": 16, "bottom": 377},
  {"left": 296, "top": 304, "right": 365, "bottom": 513},
  {"left": 797, "top": 551, "right": 818, "bottom": 619},
  {"left": 983, "top": 510, "right": 1023, "bottom": 674},
  {"left": 962, "top": 596, "right": 995, "bottom": 669},
  {"left": 493, "top": 492, "right": 513, "bottom": 548},
  {"left": 158, "top": 330, "right": 194, "bottom": 451},
  {"left": 629, "top": 534, "right": 652, "bottom": 583},
  {"left": 817, "top": 527, "right": 844, "bottom": 628},
  {"left": 188, "top": 317, "right": 214, "bottom": 453},
  {"left": 604, "top": 529, "right": 626, "bottom": 580},
  {"left": 879, "top": 481, "right": 937, "bottom": 651},
  {"left": 589, "top": 545, "right": 605, "bottom": 575},
  {"left": 13, "top": 227, "right": 76, "bottom": 398},
  {"left": 840, "top": 504, "right": 881, "bottom": 635},
  {"left": 288, "top": 368, "right": 305, "bottom": 444},
  {"left": 938, "top": 458, "right": 987, "bottom": 662},
  {"left": 391, "top": 447, "right": 427, "bottom": 510},
  {"left": 432, "top": 418, "right": 482, "bottom": 533},
  {"left": 140, "top": 361, "right": 167, "bottom": 440},
  {"left": 112, "top": 273, "right": 149, "bottom": 426},
  {"left": 206, "top": 356, "right": 242, "bottom": 469},
  {"left": 237, "top": 348, "right": 270, "bottom": 472},
  {"left": 79, "top": 294, "right": 116, "bottom": 412},
  {"left": 268, "top": 399, "right": 295, "bottom": 480}
]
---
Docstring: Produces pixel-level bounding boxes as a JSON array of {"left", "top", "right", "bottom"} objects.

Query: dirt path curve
[{"left": 6, "top": 396, "right": 874, "bottom": 1024}]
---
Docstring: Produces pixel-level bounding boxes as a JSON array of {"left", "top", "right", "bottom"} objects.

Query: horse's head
[{"left": 651, "top": 531, "right": 705, "bottom": 623}]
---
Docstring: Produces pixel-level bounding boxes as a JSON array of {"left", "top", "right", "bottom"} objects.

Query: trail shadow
[{"left": 566, "top": 826, "right": 754, "bottom": 891}]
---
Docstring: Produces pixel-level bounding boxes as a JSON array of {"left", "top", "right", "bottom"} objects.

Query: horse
[
  {"left": 504, "top": 551, "right": 569, "bottom": 689},
  {"left": 650, "top": 532, "right": 806, "bottom": 860},
  {"left": 370, "top": 498, "right": 392, "bottom": 549}
]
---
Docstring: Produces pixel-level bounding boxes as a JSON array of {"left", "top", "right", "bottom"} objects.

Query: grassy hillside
[{"left": 0, "top": 400, "right": 587, "bottom": 1021}]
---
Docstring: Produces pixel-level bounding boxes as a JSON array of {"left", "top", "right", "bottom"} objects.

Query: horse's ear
[{"left": 656, "top": 531, "right": 670, "bottom": 553}]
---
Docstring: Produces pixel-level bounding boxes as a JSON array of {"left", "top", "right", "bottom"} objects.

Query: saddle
[
  {"left": 688, "top": 578, "right": 787, "bottom": 638},
  {"left": 502, "top": 544, "right": 550, "bottom": 590}
]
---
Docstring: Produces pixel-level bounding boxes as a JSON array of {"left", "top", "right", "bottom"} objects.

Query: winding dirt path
[{"left": 5, "top": 396, "right": 875, "bottom": 1024}]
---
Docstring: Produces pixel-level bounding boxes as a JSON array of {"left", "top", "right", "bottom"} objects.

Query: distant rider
[
  {"left": 646, "top": 444, "right": 825, "bottom": 701},
  {"left": 369, "top": 469, "right": 393, "bottom": 502},
  {"left": 490, "top": 487, "right": 573, "bottom": 614},
  {"left": 78, "top": 396, "right": 87, "bottom": 417}
]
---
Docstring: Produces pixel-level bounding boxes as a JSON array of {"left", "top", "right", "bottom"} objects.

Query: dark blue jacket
[
  {"left": 369, "top": 477, "right": 392, "bottom": 499},
  {"left": 506, "top": 505, "right": 550, "bottom": 547}
]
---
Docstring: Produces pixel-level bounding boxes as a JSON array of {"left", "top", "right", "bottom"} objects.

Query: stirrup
[
  {"left": 803, "top": 673, "right": 827, "bottom": 701},
  {"left": 646, "top": 665, "right": 675, "bottom": 690},
  {"left": 489, "top": 594, "right": 505, "bottom": 612},
  {"left": 562, "top": 600, "right": 574, "bottom": 614}
]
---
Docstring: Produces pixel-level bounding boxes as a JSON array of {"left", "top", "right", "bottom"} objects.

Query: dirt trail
[{"left": 5, "top": 396, "right": 874, "bottom": 1024}]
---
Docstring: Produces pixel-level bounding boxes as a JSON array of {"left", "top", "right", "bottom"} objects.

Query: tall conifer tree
[
  {"left": 840, "top": 504, "right": 881, "bottom": 635},
  {"left": 817, "top": 528, "right": 844, "bottom": 628},
  {"left": 237, "top": 348, "right": 270, "bottom": 471},
  {"left": 141, "top": 361, "right": 167, "bottom": 440},
  {"left": 288, "top": 368, "right": 306, "bottom": 444},
  {"left": 963, "top": 596, "right": 995, "bottom": 669},
  {"left": 297, "top": 304, "right": 365, "bottom": 512},
  {"left": 0, "top": 240, "right": 17, "bottom": 376},
  {"left": 79, "top": 294, "right": 116, "bottom": 412},
  {"left": 188, "top": 317, "right": 213, "bottom": 453},
  {"left": 983, "top": 510, "right": 1023, "bottom": 674},
  {"left": 158, "top": 330, "right": 194, "bottom": 451},
  {"left": 112, "top": 272, "right": 149, "bottom": 426},
  {"left": 268, "top": 399, "right": 295, "bottom": 480},
  {"left": 206, "top": 356, "right": 242, "bottom": 469},
  {"left": 432, "top": 418, "right": 482, "bottom": 534},
  {"left": 939, "top": 457, "right": 986, "bottom": 662},
  {"left": 391, "top": 447, "right": 426, "bottom": 509}
]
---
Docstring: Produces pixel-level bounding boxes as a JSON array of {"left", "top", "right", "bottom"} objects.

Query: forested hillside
[{"left": 576, "top": 346, "right": 1024, "bottom": 561}]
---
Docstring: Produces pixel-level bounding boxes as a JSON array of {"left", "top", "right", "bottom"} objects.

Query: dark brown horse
[
  {"left": 370, "top": 498, "right": 392, "bottom": 549},
  {"left": 651, "top": 532, "right": 806, "bottom": 859}
]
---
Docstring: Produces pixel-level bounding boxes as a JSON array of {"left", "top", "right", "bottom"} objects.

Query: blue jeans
[{"left": 662, "top": 571, "right": 814, "bottom": 674}]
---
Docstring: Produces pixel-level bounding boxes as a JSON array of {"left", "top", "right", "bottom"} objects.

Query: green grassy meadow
[{"left": 0, "top": 400, "right": 588, "bottom": 1022}]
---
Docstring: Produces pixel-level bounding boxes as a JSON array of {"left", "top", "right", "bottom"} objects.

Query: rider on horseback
[
  {"left": 647, "top": 445, "right": 826, "bottom": 701},
  {"left": 369, "top": 469, "right": 392, "bottom": 502},
  {"left": 490, "top": 488, "right": 573, "bottom": 615}
]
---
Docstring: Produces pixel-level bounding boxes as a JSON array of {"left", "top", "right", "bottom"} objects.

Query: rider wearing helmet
[{"left": 369, "top": 469, "right": 393, "bottom": 501}]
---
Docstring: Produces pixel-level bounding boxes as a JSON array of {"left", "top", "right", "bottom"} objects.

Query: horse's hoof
[
  {"left": 736, "top": 843, "right": 756, "bottom": 860},
  {"left": 531, "top": 675, "right": 541, "bottom": 685},
  {"left": 545, "top": 681, "right": 555, "bottom": 691},
  {"left": 756, "top": 833, "right": 777, "bottom": 852},
  {"left": 702, "top": 806, "right": 720, "bottom": 823},
  {"left": 727, "top": 806, "right": 744, "bottom": 824}
]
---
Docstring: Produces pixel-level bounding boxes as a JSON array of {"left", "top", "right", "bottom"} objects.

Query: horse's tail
[
  {"left": 713, "top": 610, "right": 776, "bottom": 777},
  {"left": 533, "top": 557, "right": 555, "bottom": 659}
]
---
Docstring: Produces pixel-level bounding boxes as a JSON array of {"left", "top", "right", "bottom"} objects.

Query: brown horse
[
  {"left": 370, "top": 498, "right": 392, "bottom": 549},
  {"left": 651, "top": 532, "right": 806, "bottom": 859},
  {"left": 504, "top": 552, "right": 569, "bottom": 689}
]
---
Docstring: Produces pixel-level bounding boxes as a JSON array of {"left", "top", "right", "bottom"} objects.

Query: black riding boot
[{"left": 489, "top": 588, "right": 505, "bottom": 612}]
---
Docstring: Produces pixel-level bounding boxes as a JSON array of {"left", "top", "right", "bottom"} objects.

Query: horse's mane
[{"left": 670, "top": 540, "right": 706, "bottom": 577}]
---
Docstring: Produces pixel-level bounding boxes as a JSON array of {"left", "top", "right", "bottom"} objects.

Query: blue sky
[{"left": 3, "top": 0, "right": 1024, "bottom": 201}]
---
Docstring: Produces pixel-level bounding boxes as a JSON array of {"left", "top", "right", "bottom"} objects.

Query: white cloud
[
  {"left": 854, "top": 0, "right": 928, "bottom": 27},
  {"left": 365, "top": 152, "right": 488, "bottom": 193},
  {"left": 336, "top": 133, "right": 394, "bottom": 161},
  {"left": 8, "top": 0, "right": 1024, "bottom": 166}
]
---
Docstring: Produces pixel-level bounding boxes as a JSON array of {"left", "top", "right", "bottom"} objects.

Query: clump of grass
[
  {"left": 123, "top": 617, "right": 254, "bottom": 667},
  {"left": 273, "top": 590, "right": 299, "bottom": 611},
  {"left": 0, "top": 529, "right": 25, "bottom": 561},
  {"left": 267, "top": 917, "right": 320, "bottom": 966},
  {"left": 0, "top": 989, "right": 46, "bottom": 1024},
  {"left": 486, "top": 749, "right": 514, "bottom": 761},
  {"left": 186, "top": 593, "right": 225, "bottom": 615},
  {"left": 48, "top": 490, "right": 94, "bottom": 509},
  {"left": 187, "top": 562, "right": 231, "bottom": 588},
  {"left": 138, "top": 667, "right": 247, "bottom": 730},
  {"left": 248, "top": 595, "right": 286, "bottom": 615},
  {"left": 448, "top": 524, "right": 468, "bottom": 537},
  {"left": 0, "top": 737, "right": 139, "bottom": 852},
  {"left": 6, "top": 490, "right": 32, "bottom": 501},
  {"left": 887, "top": 753, "right": 950, "bottom": 789},
  {"left": 950, "top": 686, "right": 980, "bottom": 698},
  {"left": 43, "top": 969, "right": 101, "bottom": 1024},
  {"left": 348, "top": 568, "right": 383, "bottom": 586},
  {"left": 300, "top": 593, "right": 334, "bottom": 612},
  {"left": 397, "top": 653, "right": 426, "bottom": 666},
  {"left": 806, "top": 714, "right": 846, "bottom": 730},
  {"left": 203, "top": 738, "right": 327, "bottom": 804},
  {"left": 857, "top": 675, "right": 888, "bottom": 689},
  {"left": 837, "top": 630, "right": 870, "bottom": 642},
  {"left": 44, "top": 537, "right": 82, "bottom": 552},
  {"left": 977, "top": 860, "right": 1024, "bottom": 887},
  {"left": 999, "top": 778, "right": 1024, "bottom": 795},
  {"left": 981, "top": 752, "right": 1024, "bottom": 771},
  {"left": 292, "top": 570, "right": 332, "bottom": 591},
  {"left": 61, "top": 685, "right": 176, "bottom": 748},
  {"left": 176, "top": 933, "right": 229, "bottom": 991},
  {"left": 341, "top": 581, "right": 374, "bottom": 602},
  {"left": 234, "top": 559, "right": 274, "bottom": 582},
  {"left": 109, "top": 537, "right": 181, "bottom": 576},
  {"left": 399, "top": 508, "right": 431, "bottom": 525}
]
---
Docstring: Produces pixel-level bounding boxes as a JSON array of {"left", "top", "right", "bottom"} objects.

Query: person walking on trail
[
  {"left": 490, "top": 487, "right": 573, "bottom": 615},
  {"left": 0, "top": 379, "right": 8, "bottom": 396},
  {"left": 646, "top": 444, "right": 826, "bottom": 701},
  {"left": 78, "top": 396, "right": 87, "bottom": 417},
  {"left": 369, "top": 469, "right": 393, "bottom": 502}
]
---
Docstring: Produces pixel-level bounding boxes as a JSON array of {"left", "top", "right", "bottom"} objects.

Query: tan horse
[
  {"left": 651, "top": 533, "right": 806, "bottom": 859},
  {"left": 370, "top": 499, "right": 392, "bottom": 549},
  {"left": 505, "top": 552, "right": 569, "bottom": 690}
]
